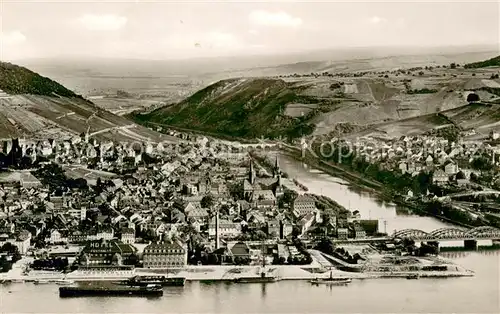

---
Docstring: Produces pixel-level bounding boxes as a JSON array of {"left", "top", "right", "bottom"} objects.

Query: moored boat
[
  {"left": 34, "top": 280, "right": 50, "bottom": 285},
  {"left": 406, "top": 274, "right": 419, "bottom": 280},
  {"left": 233, "top": 276, "right": 278, "bottom": 283},
  {"left": 59, "top": 284, "right": 163, "bottom": 297},
  {"left": 233, "top": 270, "right": 279, "bottom": 284},
  {"left": 310, "top": 271, "right": 352, "bottom": 285},
  {"left": 55, "top": 279, "right": 75, "bottom": 285},
  {"left": 10, "top": 279, "right": 24, "bottom": 283}
]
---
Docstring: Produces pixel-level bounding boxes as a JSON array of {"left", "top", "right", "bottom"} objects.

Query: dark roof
[
  {"left": 230, "top": 242, "right": 250, "bottom": 256},
  {"left": 144, "top": 240, "right": 185, "bottom": 253}
]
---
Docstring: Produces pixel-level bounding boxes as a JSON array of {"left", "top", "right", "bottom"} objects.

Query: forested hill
[{"left": 0, "top": 61, "right": 82, "bottom": 98}]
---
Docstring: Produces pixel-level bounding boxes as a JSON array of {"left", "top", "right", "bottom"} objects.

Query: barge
[
  {"left": 59, "top": 284, "right": 163, "bottom": 297},
  {"left": 118, "top": 275, "right": 186, "bottom": 287},
  {"left": 233, "top": 271, "right": 279, "bottom": 284},
  {"left": 310, "top": 272, "right": 352, "bottom": 285}
]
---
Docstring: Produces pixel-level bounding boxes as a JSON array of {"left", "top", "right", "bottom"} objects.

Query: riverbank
[
  {"left": 280, "top": 146, "right": 383, "bottom": 192},
  {"left": 279, "top": 146, "right": 497, "bottom": 230}
]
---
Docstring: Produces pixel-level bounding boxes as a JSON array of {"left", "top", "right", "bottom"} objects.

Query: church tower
[
  {"left": 249, "top": 159, "right": 256, "bottom": 185},
  {"left": 273, "top": 155, "right": 281, "bottom": 178}
]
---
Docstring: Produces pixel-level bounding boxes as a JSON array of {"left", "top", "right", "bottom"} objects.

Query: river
[{"left": 1, "top": 155, "right": 499, "bottom": 313}]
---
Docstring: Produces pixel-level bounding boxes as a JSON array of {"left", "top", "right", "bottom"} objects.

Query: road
[{"left": 89, "top": 124, "right": 136, "bottom": 137}]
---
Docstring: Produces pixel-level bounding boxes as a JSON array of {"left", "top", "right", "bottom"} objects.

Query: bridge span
[{"left": 392, "top": 226, "right": 500, "bottom": 242}]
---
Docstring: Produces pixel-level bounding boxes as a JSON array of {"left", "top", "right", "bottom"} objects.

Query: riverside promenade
[{"left": 1, "top": 250, "right": 474, "bottom": 283}]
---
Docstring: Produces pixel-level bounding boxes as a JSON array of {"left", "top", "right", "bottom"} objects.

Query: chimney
[{"left": 215, "top": 209, "right": 220, "bottom": 249}]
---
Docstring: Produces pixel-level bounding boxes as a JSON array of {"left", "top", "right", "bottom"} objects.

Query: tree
[
  {"left": 467, "top": 93, "right": 480, "bottom": 103},
  {"left": 450, "top": 63, "right": 457, "bottom": 69},
  {"left": 0, "top": 243, "right": 21, "bottom": 262},
  {"left": 471, "top": 156, "right": 492, "bottom": 171},
  {"left": 456, "top": 171, "right": 466, "bottom": 180},
  {"left": 201, "top": 194, "right": 215, "bottom": 209}
]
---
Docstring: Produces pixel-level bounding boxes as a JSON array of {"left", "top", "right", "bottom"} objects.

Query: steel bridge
[
  {"left": 438, "top": 190, "right": 500, "bottom": 201},
  {"left": 392, "top": 226, "right": 500, "bottom": 241}
]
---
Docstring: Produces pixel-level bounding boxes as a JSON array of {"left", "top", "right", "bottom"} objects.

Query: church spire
[
  {"left": 274, "top": 155, "right": 281, "bottom": 178},
  {"left": 249, "top": 158, "right": 255, "bottom": 184}
]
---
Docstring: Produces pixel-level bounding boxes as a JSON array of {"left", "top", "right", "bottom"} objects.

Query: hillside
[
  {"left": 464, "top": 56, "right": 500, "bottom": 69},
  {"left": 132, "top": 62, "right": 500, "bottom": 141},
  {"left": 0, "top": 62, "right": 82, "bottom": 98},
  {"left": 0, "top": 62, "right": 171, "bottom": 142},
  {"left": 133, "top": 78, "right": 326, "bottom": 139}
]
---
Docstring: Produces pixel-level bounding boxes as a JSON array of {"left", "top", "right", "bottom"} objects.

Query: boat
[
  {"left": 11, "top": 279, "right": 24, "bottom": 283},
  {"left": 59, "top": 284, "right": 163, "bottom": 298},
  {"left": 310, "top": 271, "right": 352, "bottom": 285},
  {"left": 55, "top": 279, "right": 75, "bottom": 285},
  {"left": 34, "top": 280, "right": 50, "bottom": 285},
  {"left": 406, "top": 274, "right": 419, "bottom": 280},
  {"left": 118, "top": 275, "right": 185, "bottom": 287},
  {"left": 233, "top": 270, "right": 279, "bottom": 284},
  {"left": 233, "top": 243, "right": 279, "bottom": 284},
  {"left": 233, "top": 275, "right": 278, "bottom": 283}
]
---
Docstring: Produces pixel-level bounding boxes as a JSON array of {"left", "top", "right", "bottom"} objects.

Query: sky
[{"left": 1, "top": 0, "right": 499, "bottom": 61}]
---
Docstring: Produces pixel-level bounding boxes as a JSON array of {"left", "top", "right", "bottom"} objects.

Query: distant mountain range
[{"left": 132, "top": 55, "right": 500, "bottom": 141}]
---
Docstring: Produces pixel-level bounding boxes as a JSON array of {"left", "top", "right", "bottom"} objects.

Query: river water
[{"left": 1, "top": 156, "right": 499, "bottom": 313}]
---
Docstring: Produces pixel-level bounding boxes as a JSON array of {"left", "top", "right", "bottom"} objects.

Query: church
[{"left": 242, "top": 155, "right": 284, "bottom": 202}]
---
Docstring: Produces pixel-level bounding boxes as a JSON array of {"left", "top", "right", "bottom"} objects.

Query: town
[
  {"left": 0, "top": 127, "right": 499, "bottom": 283},
  {"left": 0, "top": 131, "right": 362, "bottom": 276}
]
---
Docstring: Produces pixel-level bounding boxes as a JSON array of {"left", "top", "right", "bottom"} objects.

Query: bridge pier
[{"left": 464, "top": 240, "right": 477, "bottom": 250}]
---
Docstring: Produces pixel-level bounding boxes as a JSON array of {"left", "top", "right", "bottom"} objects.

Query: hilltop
[
  {"left": 465, "top": 55, "right": 500, "bottom": 69},
  {"left": 133, "top": 78, "right": 322, "bottom": 139},
  {"left": 132, "top": 61, "right": 500, "bottom": 141},
  {"left": 0, "top": 62, "right": 171, "bottom": 142},
  {"left": 0, "top": 62, "right": 82, "bottom": 98}
]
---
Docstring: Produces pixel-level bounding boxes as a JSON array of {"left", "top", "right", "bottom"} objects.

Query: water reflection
[
  {"left": 260, "top": 283, "right": 267, "bottom": 299},
  {"left": 278, "top": 154, "right": 451, "bottom": 232}
]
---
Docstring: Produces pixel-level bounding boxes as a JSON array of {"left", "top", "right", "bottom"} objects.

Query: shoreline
[
  {"left": 0, "top": 271, "right": 474, "bottom": 283},
  {"left": 279, "top": 147, "right": 489, "bottom": 229},
  {"left": 0, "top": 263, "right": 475, "bottom": 283}
]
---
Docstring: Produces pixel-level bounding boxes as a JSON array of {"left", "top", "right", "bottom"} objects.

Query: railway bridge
[{"left": 392, "top": 226, "right": 500, "bottom": 250}]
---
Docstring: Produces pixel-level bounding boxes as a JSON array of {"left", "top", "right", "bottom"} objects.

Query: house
[
  {"left": 0, "top": 231, "right": 31, "bottom": 255},
  {"left": 444, "top": 162, "right": 459, "bottom": 175},
  {"left": 399, "top": 162, "right": 408, "bottom": 174},
  {"left": 47, "top": 229, "right": 68, "bottom": 244},
  {"left": 432, "top": 169, "right": 449, "bottom": 185},
  {"left": 20, "top": 173, "right": 41, "bottom": 189},
  {"left": 349, "top": 224, "right": 366, "bottom": 239},
  {"left": 298, "top": 212, "right": 315, "bottom": 237},
  {"left": 292, "top": 195, "right": 317, "bottom": 218},
  {"left": 67, "top": 207, "right": 87, "bottom": 221},
  {"left": 142, "top": 239, "right": 187, "bottom": 268},
  {"left": 120, "top": 228, "right": 135, "bottom": 244},
  {"left": 14, "top": 230, "right": 31, "bottom": 254},
  {"left": 208, "top": 218, "right": 241, "bottom": 239},
  {"left": 425, "top": 155, "right": 434, "bottom": 166},
  {"left": 185, "top": 206, "right": 209, "bottom": 222},
  {"left": 280, "top": 220, "right": 294, "bottom": 239},
  {"left": 337, "top": 227, "right": 348, "bottom": 240},
  {"left": 229, "top": 241, "right": 251, "bottom": 261},
  {"left": 266, "top": 220, "right": 280, "bottom": 238}
]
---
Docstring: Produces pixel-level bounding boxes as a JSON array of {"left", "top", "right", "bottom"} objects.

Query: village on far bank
[{"left": 0, "top": 127, "right": 498, "bottom": 279}]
